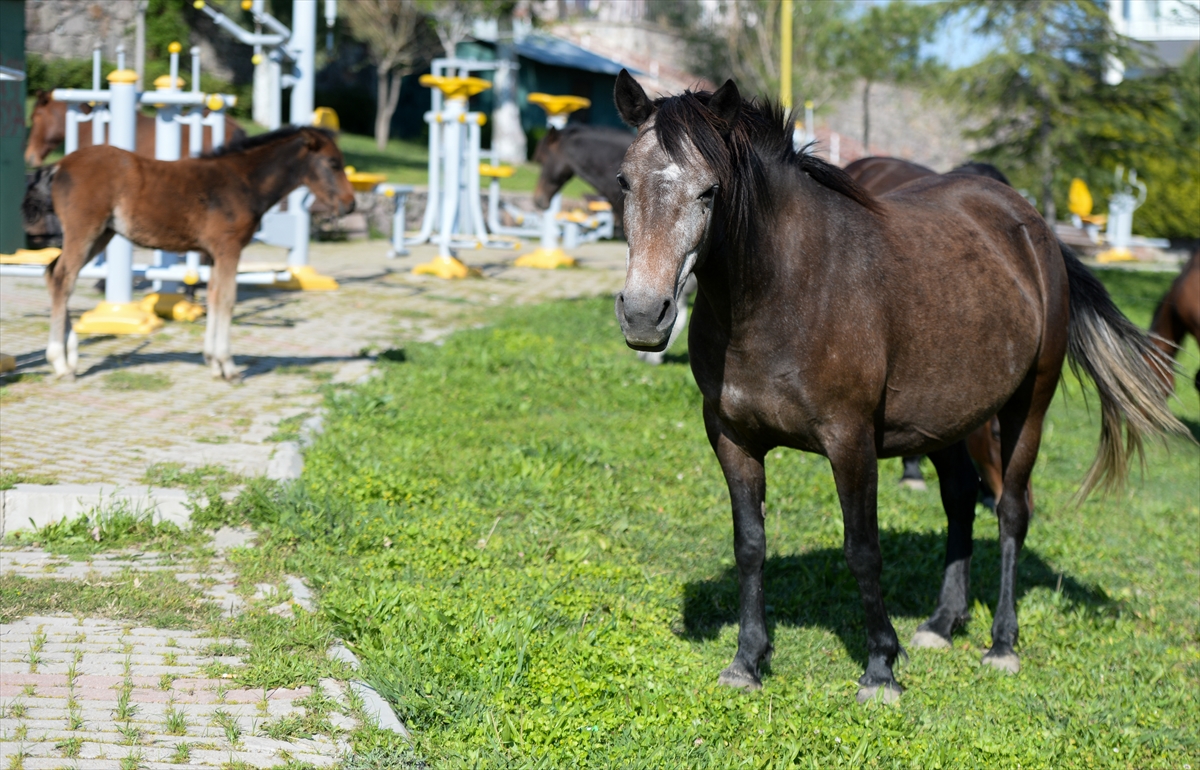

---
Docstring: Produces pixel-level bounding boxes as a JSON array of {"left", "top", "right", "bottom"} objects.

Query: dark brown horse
[
  {"left": 1150, "top": 250, "right": 1200, "bottom": 392},
  {"left": 846, "top": 156, "right": 1015, "bottom": 505},
  {"left": 24, "top": 91, "right": 246, "bottom": 167},
  {"left": 32, "top": 126, "right": 354, "bottom": 381},
  {"left": 532, "top": 124, "right": 634, "bottom": 231},
  {"left": 612, "top": 72, "right": 1184, "bottom": 703}
]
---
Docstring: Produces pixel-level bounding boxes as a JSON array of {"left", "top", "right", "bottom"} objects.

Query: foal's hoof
[
  {"left": 899, "top": 478, "right": 927, "bottom": 491},
  {"left": 717, "top": 666, "right": 762, "bottom": 691},
  {"left": 856, "top": 681, "right": 903, "bottom": 705},
  {"left": 982, "top": 649, "right": 1020, "bottom": 674},
  {"left": 910, "top": 630, "right": 952, "bottom": 649}
]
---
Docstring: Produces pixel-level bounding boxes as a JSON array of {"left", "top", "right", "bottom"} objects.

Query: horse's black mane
[
  {"left": 205, "top": 124, "right": 334, "bottom": 158},
  {"left": 651, "top": 90, "right": 881, "bottom": 240}
]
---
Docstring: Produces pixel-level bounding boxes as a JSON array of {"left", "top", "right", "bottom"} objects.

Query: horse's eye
[
  {"left": 699, "top": 185, "right": 718, "bottom": 206},
  {"left": 616, "top": 173, "right": 630, "bottom": 191}
]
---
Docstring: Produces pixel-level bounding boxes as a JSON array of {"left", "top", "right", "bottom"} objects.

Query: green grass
[
  {"left": 103, "top": 371, "right": 172, "bottom": 392},
  {"left": 0, "top": 571, "right": 218, "bottom": 628},
  {"left": 2, "top": 499, "right": 208, "bottom": 558},
  {"left": 229, "top": 266, "right": 1199, "bottom": 768}
]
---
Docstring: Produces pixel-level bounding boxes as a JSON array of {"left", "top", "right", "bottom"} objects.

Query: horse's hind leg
[
  {"left": 46, "top": 229, "right": 112, "bottom": 379},
  {"left": 911, "top": 440, "right": 978, "bottom": 649},
  {"left": 985, "top": 372, "right": 1056, "bottom": 674},
  {"left": 205, "top": 250, "right": 240, "bottom": 381}
]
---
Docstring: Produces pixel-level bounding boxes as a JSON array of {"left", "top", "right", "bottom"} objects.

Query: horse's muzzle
[
  {"left": 337, "top": 196, "right": 356, "bottom": 216},
  {"left": 615, "top": 290, "right": 677, "bottom": 352}
]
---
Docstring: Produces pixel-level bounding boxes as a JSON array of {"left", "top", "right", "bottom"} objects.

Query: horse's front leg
[
  {"left": 826, "top": 423, "right": 904, "bottom": 703},
  {"left": 705, "top": 405, "right": 770, "bottom": 690}
]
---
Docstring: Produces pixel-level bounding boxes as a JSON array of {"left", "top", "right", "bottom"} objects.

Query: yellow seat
[
  {"left": 0, "top": 248, "right": 62, "bottom": 265},
  {"left": 343, "top": 165, "right": 387, "bottom": 191},
  {"left": 586, "top": 200, "right": 612, "bottom": 212},
  {"left": 528, "top": 93, "right": 591, "bottom": 116},
  {"left": 313, "top": 106, "right": 340, "bottom": 131},
  {"left": 480, "top": 164, "right": 516, "bottom": 179},
  {"left": 419, "top": 75, "right": 492, "bottom": 100}
]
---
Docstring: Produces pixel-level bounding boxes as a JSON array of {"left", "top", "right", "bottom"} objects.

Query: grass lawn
[{"left": 208, "top": 271, "right": 1200, "bottom": 766}]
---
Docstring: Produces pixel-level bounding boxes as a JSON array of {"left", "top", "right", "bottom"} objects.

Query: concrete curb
[
  {"left": 329, "top": 643, "right": 413, "bottom": 741},
  {"left": 0, "top": 483, "right": 191, "bottom": 539}
]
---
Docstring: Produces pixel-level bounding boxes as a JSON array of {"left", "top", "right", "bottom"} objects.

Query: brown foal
[{"left": 38, "top": 126, "right": 354, "bottom": 381}]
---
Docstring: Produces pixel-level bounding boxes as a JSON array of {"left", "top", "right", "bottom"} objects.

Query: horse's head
[
  {"left": 25, "top": 92, "right": 73, "bottom": 167},
  {"left": 532, "top": 128, "right": 573, "bottom": 210},
  {"left": 296, "top": 127, "right": 356, "bottom": 216},
  {"left": 612, "top": 70, "right": 740, "bottom": 351}
]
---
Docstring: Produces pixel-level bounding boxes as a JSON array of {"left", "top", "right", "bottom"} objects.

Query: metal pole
[
  {"left": 105, "top": 71, "right": 138, "bottom": 306},
  {"left": 780, "top": 0, "right": 793, "bottom": 112},
  {"left": 286, "top": 0, "right": 316, "bottom": 268},
  {"left": 135, "top": 0, "right": 146, "bottom": 90}
]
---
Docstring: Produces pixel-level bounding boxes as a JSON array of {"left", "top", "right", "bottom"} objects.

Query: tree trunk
[
  {"left": 492, "top": 10, "right": 526, "bottom": 164},
  {"left": 862, "top": 79, "right": 871, "bottom": 152},
  {"left": 1038, "top": 107, "right": 1055, "bottom": 224},
  {"left": 375, "top": 65, "right": 403, "bottom": 151}
]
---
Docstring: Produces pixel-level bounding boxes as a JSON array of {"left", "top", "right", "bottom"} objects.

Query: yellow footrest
[
  {"left": 0, "top": 248, "right": 62, "bottom": 265},
  {"left": 480, "top": 164, "right": 516, "bottom": 179},
  {"left": 272, "top": 265, "right": 340, "bottom": 291},
  {"left": 514, "top": 248, "right": 576, "bottom": 269},
  {"left": 74, "top": 300, "right": 165, "bottom": 335},
  {"left": 144, "top": 293, "right": 206, "bottom": 322},
  {"left": 412, "top": 256, "right": 479, "bottom": 279}
]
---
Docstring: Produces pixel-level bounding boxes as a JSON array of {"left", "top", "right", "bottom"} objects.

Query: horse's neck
[
  {"left": 568, "top": 132, "right": 630, "bottom": 198},
  {"left": 238, "top": 141, "right": 308, "bottom": 215},
  {"left": 695, "top": 169, "right": 834, "bottom": 335}
]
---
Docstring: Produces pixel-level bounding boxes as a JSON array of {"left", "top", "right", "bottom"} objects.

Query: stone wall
[{"left": 25, "top": 0, "right": 251, "bottom": 85}]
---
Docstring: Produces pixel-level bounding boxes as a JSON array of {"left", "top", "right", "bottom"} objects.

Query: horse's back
[{"left": 843, "top": 156, "right": 935, "bottom": 196}]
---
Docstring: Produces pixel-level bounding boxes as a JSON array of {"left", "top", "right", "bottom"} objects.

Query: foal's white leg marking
[
  {"left": 66, "top": 328, "right": 79, "bottom": 373},
  {"left": 203, "top": 307, "right": 217, "bottom": 368}
]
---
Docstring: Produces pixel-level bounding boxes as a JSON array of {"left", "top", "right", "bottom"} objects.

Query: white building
[{"left": 1107, "top": 0, "right": 1200, "bottom": 82}]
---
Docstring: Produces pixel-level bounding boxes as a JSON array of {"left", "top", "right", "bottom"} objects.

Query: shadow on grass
[{"left": 681, "top": 530, "right": 1115, "bottom": 667}]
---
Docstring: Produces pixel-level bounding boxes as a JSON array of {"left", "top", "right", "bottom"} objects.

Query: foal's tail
[
  {"left": 1061, "top": 240, "right": 1190, "bottom": 498},
  {"left": 22, "top": 165, "right": 57, "bottom": 229}
]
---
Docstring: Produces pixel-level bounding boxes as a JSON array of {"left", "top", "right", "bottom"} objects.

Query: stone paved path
[
  {"left": 1, "top": 240, "right": 626, "bottom": 486},
  {"left": 1, "top": 237, "right": 628, "bottom": 768},
  {"left": 0, "top": 526, "right": 359, "bottom": 769}
]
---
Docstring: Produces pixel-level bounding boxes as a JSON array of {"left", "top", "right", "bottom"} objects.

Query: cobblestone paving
[
  {"left": 1, "top": 240, "right": 627, "bottom": 486},
  {"left": 1, "top": 529, "right": 357, "bottom": 769}
]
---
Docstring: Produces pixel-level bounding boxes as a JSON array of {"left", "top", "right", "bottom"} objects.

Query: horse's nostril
[{"left": 655, "top": 298, "right": 673, "bottom": 326}]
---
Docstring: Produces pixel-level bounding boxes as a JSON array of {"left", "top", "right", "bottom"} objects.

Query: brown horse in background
[
  {"left": 1150, "top": 250, "right": 1200, "bottom": 393},
  {"left": 533, "top": 124, "right": 634, "bottom": 232},
  {"left": 846, "top": 156, "right": 1016, "bottom": 507},
  {"left": 24, "top": 91, "right": 246, "bottom": 167},
  {"left": 28, "top": 126, "right": 354, "bottom": 381}
]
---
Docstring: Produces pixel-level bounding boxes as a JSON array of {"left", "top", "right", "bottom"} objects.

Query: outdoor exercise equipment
[
  {"left": 513, "top": 93, "right": 592, "bottom": 269},
  {"left": 1097, "top": 167, "right": 1147, "bottom": 263},
  {"left": 0, "top": 44, "right": 297, "bottom": 332},
  {"left": 193, "top": 0, "right": 339, "bottom": 291},
  {"left": 406, "top": 62, "right": 516, "bottom": 279}
]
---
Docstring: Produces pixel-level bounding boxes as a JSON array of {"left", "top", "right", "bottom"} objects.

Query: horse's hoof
[
  {"left": 899, "top": 478, "right": 927, "bottom": 491},
  {"left": 717, "top": 666, "right": 762, "bottom": 691},
  {"left": 982, "top": 650, "right": 1020, "bottom": 674},
  {"left": 856, "top": 681, "right": 903, "bottom": 705},
  {"left": 910, "top": 630, "right": 952, "bottom": 649}
]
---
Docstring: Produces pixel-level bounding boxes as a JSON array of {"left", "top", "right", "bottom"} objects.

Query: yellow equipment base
[
  {"left": 74, "top": 301, "right": 164, "bottom": 335},
  {"left": 514, "top": 247, "right": 577, "bottom": 269},
  {"left": 0, "top": 247, "right": 62, "bottom": 265},
  {"left": 273, "top": 265, "right": 340, "bottom": 291},
  {"left": 0, "top": 353, "right": 15, "bottom": 374},
  {"left": 144, "top": 293, "right": 206, "bottom": 322},
  {"left": 412, "top": 256, "right": 477, "bottom": 279},
  {"left": 1096, "top": 247, "right": 1136, "bottom": 264}
]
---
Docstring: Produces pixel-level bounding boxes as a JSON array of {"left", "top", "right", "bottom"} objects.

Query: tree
[
  {"left": 685, "top": 0, "right": 852, "bottom": 109},
  {"left": 838, "top": 2, "right": 941, "bottom": 152},
  {"left": 418, "top": 0, "right": 474, "bottom": 59},
  {"left": 946, "top": 0, "right": 1163, "bottom": 224},
  {"left": 492, "top": 1, "right": 526, "bottom": 164},
  {"left": 340, "top": 0, "right": 434, "bottom": 150}
]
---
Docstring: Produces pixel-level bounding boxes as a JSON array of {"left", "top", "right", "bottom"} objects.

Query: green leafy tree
[
  {"left": 946, "top": 0, "right": 1165, "bottom": 224},
  {"left": 340, "top": 0, "right": 437, "bottom": 150},
  {"left": 145, "top": 0, "right": 192, "bottom": 62},
  {"left": 685, "top": 0, "right": 852, "bottom": 109},
  {"left": 838, "top": 1, "right": 942, "bottom": 151}
]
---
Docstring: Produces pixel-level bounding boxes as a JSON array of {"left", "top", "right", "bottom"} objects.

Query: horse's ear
[
  {"left": 35, "top": 89, "right": 51, "bottom": 106},
  {"left": 614, "top": 69, "right": 653, "bottom": 128},
  {"left": 79, "top": 102, "right": 93, "bottom": 115},
  {"left": 709, "top": 79, "right": 741, "bottom": 135},
  {"left": 303, "top": 128, "right": 325, "bottom": 151}
]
